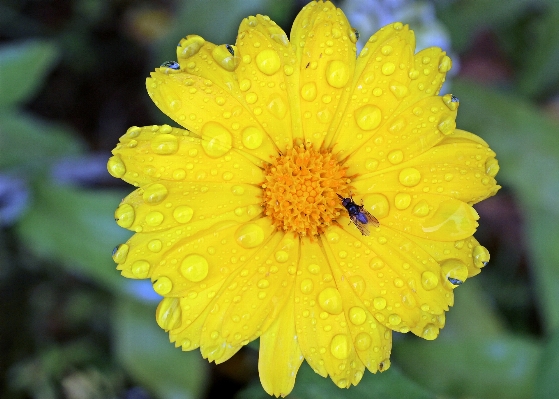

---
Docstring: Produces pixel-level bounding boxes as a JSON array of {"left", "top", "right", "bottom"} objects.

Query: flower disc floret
[{"left": 262, "top": 144, "right": 349, "bottom": 237}]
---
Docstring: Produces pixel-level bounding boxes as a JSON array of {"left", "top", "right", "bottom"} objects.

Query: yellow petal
[
  {"left": 109, "top": 125, "right": 265, "bottom": 187},
  {"left": 259, "top": 289, "right": 304, "bottom": 397},
  {"left": 294, "top": 237, "right": 366, "bottom": 388},
  {"left": 235, "top": 15, "right": 296, "bottom": 150},
  {"left": 354, "top": 139, "right": 499, "bottom": 205},
  {"left": 345, "top": 94, "right": 457, "bottom": 176},
  {"left": 394, "top": 47, "right": 452, "bottom": 114},
  {"left": 329, "top": 25, "right": 415, "bottom": 155},
  {"left": 361, "top": 193, "right": 479, "bottom": 242},
  {"left": 146, "top": 67, "right": 278, "bottom": 162},
  {"left": 290, "top": 0, "right": 356, "bottom": 148},
  {"left": 321, "top": 223, "right": 453, "bottom": 332},
  {"left": 201, "top": 232, "right": 298, "bottom": 348}
]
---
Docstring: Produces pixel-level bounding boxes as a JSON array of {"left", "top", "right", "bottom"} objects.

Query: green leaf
[
  {"left": 533, "top": 328, "right": 559, "bottom": 399},
  {"left": 0, "top": 110, "right": 83, "bottom": 171},
  {"left": 394, "top": 334, "right": 540, "bottom": 399},
  {"left": 453, "top": 79, "right": 559, "bottom": 332},
  {"left": 0, "top": 40, "right": 59, "bottom": 106},
  {"left": 238, "top": 362, "right": 434, "bottom": 399},
  {"left": 16, "top": 183, "right": 131, "bottom": 291},
  {"left": 517, "top": 6, "right": 559, "bottom": 97},
  {"left": 114, "top": 298, "right": 209, "bottom": 399}
]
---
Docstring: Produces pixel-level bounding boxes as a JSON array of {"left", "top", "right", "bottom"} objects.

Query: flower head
[{"left": 108, "top": 1, "right": 499, "bottom": 396}]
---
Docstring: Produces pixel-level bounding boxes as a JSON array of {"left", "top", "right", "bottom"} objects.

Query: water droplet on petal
[
  {"left": 153, "top": 276, "right": 173, "bottom": 295},
  {"left": 255, "top": 49, "right": 281, "bottom": 75},
  {"left": 173, "top": 205, "right": 193, "bottom": 223},
  {"left": 107, "top": 155, "right": 126, "bottom": 178},
  {"left": 438, "top": 55, "right": 452, "bottom": 73},
  {"left": 422, "top": 324, "right": 438, "bottom": 340},
  {"left": 412, "top": 199, "right": 430, "bottom": 217},
  {"left": 388, "top": 149, "right": 404, "bottom": 164},
  {"left": 421, "top": 271, "right": 439, "bottom": 290},
  {"left": 325, "top": 60, "right": 350, "bottom": 88},
  {"left": 231, "top": 185, "right": 245, "bottom": 196},
  {"left": 156, "top": 297, "right": 182, "bottom": 330},
  {"left": 437, "top": 116, "right": 456, "bottom": 135},
  {"left": 301, "top": 82, "right": 317, "bottom": 101},
  {"left": 300, "top": 278, "right": 314, "bottom": 294},
  {"left": 440, "top": 259, "right": 468, "bottom": 287},
  {"left": 180, "top": 254, "right": 209, "bottom": 282},
  {"left": 381, "top": 62, "right": 395, "bottom": 75},
  {"left": 179, "top": 35, "right": 205, "bottom": 59},
  {"left": 145, "top": 211, "right": 164, "bottom": 226},
  {"left": 369, "top": 257, "right": 384, "bottom": 270},
  {"left": 326, "top": 231, "right": 339, "bottom": 243},
  {"left": 485, "top": 158, "right": 500, "bottom": 177},
  {"left": 330, "top": 334, "right": 350, "bottom": 359},
  {"left": 148, "top": 239, "right": 162, "bottom": 252},
  {"left": 112, "top": 244, "right": 129, "bottom": 263},
  {"left": 275, "top": 250, "right": 288, "bottom": 263},
  {"left": 318, "top": 287, "right": 343, "bottom": 314},
  {"left": 398, "top": 168, "right": 421, "bottom": 187},
  {"left": 241, "top": 126, "right": 264, "bottom": 149},
  {"left": 307, "top": 263, "right": 320, "bottom": 274},
  {"left": 151, "top": 134, "right": 179, "bottom": 155},
  {"left": 394, "top": 192, "right": 411, "bottom": 210},
  {"left": 235, "top": 223, "right": 265, "bottom": 248},
  {"left": 143, "top": 183, "right": 169, "bottom": 204},
  {"left": 373, "top": 297, "right": 386, "bottom": 310},
  {"left": 349, "top": 306, "right": 367, "bottom": 325},
  {"left": 131, "top": 260, "right": 150, "bottom": 278},
  {"left": 473, "top": 245, "right": 490, "bottom": 268},
  {"left": 115, "top": 203, "right": 135, "bottom": 228},
  {"left": 362, "top": 194, "right": 389, "bottom": 220},
  {"left": 355, "top": 104, "right": 382, "bottom": 130},
  {"left": 211, "top": 44, "right": 238, "bottom": 71},
  {"left": 201, "top": 122, "right": 232, "bottom": 157},
  {"left": 354, "top": 332, "right": 372, "bottom": 351}
]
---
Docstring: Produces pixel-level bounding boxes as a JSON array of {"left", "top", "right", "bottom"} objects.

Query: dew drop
[
  {"left": 211, "top": 44, "right": 238, "bottom": 71},
  {"left": 389, "top": 82, "right": 409, "bottom": 98},
  {"left": 398, "top": 167, "right": 421, "bottom": 187},
  {"left": 437, "top": 116, "right": 456, "bottom": 135},
  {"left": 241, "top": 126, "right": 264, "bottom": 149},
  {"left": 394, "top": 192, "right": 411, "bottom": 210},
  {"left": 438, "top": 55, "right": 452, "bottom": 73},
  {"left": 349, "top": 307, "right": 367, "bottom": 325},
  {"left": 156, "top": 297, "right": 182, "bottom": 330},
  {"left": 151, "top": 134, "right": 179, "bottom": 155},
  {"left": 326, "top": 231, "right": 339, "bottom": 243},
  {"left": 422, "top": 324, "right": 438, "bottom": 340},
  {"left": 421, "top": 271, "right": 439, "bottom": 290},
  {"left": 365, "top": 158, "right": 379, "bottom": 171},
  {"left": 173, "top": 205, "right": 193, "bottom": 223},
  {"left": 412, "top": 199, "right": 430, "bottom": 217},
  {"left": 354, "top": 332, "right": 372, "bottom": 351},
  {"left": 179, "top": 35, "right": 205, "bottom": 59},
  {"left": 318, "top": 287, "right": 343, "bottom": 315},
  {"left": 369, "top": 257, "right": 384, "bottom": 270},
  {"left": 300, "top": 278, "right": 314, "bottom": 294},
  {"left": 112, "top": 244, "right": 129, "bottom": 264},
  {"left": 115, "top": 203, "right": 135, "bottom": 228},
  {"left": 201, "top": 122, "right": 232, "bottom": 158},
  {"left": 485, "top": 158, "right": 500, "bottom": 177},
  {"left": 107, "top": 155, "right": 126, "bottom": 178},
  {"left": 180, "top": 254, "right": 209, "bottom": 282},
  {"left": 473, "top": 245, "right": 490, "bottom": 268},
  {"left": 143, "top": 183, "right": 169, "bottom": 204},
  {"left": 388, "top": 149, "right": 404, "bottom": 164},
  {"left": 440, "top": 259, "right": 468, "bottom": 287},
  {"left": 145, "top": 211, "right": 164, "bottom": 226},
  {"left": 235, "top": 223, "right": 265, "bottom": 248},
  {"left": 326, "top": 60, "right": 350, "bottom": 88},
  {"left": 148, "top": 239, "right": 162, "bottom": 252},
  {"left": 275, "top": 250, "right": 288, "bottom": 263},
  {"left": 301, "top": 82, "right": 317, "bottom": 101},
  {"left": 373, "top": 297, "right": 387, "bottom": 310},
  {"left": 355, "top": 104, "right": 382, "bottom": 131},
  {"left": 381, "top": 62, "right": 395, "bottom": 75},
  {"left": 153, "top": 276, "right": 173, "bottom": 295},
  {"left": 330, "top": 334, "right": 350, "bottom": 360},
  {"left": 308, "top": 263, "right": 320, "bottom": 274},
  {"left": 131, "top": 260, "right": 151, "bottom": 278},
  {"left": 255, "top": 49, "right": 281, "bottom": 75}
]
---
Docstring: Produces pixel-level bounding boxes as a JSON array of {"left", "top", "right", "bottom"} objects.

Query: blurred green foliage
[{"left": 2, "top": 0, "right": 559, "bottom": 398}]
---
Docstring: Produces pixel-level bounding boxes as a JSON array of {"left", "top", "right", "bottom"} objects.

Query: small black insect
[
  {"left": 337, "top": 194, "right": 379, "bottom": 236},
  {"left": 225, "top": 44, "right": 235, "bottom": 56},
  {"left": 451, "top": 95, "right": 459, "bottom": 103}
]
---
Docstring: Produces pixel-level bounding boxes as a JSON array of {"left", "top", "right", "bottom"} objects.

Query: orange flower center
[{"left": 262, "top": 144, "right": 350, "bottom": 237}]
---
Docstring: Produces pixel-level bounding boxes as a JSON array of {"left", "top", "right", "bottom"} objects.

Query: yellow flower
[{"left": 108, "top": 0, "right": 500, "bottom": 396}]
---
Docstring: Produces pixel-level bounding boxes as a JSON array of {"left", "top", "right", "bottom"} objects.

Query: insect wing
[
  {"left": 350, "top": 215, "right": 370, "bottom": 236},
  {"left": 360, "top": 207, "right": 380, "bottom": 227}
]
